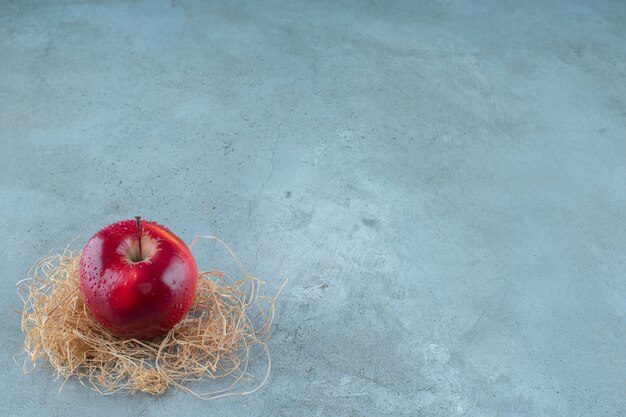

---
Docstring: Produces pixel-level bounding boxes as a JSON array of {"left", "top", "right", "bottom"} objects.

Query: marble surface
[{"left": 1, "top": 0, "right": 625, "bottom": 415}]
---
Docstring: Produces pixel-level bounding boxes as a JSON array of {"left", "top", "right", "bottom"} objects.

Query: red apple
[{"left": 79, "top": 219, "right": 198, "bottom": 339}]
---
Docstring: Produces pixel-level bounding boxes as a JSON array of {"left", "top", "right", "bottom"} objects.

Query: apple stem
[{"left": 135, "top": 216, "right": 142, "bottom": 260}]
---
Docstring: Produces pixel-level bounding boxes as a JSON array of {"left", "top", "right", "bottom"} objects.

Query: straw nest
[{"left": 17, "top": 236, "right": 285, "bottom": 399}]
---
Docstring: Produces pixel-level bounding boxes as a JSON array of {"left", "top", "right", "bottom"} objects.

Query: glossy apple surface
[{"left": 79, "top": 219, "right": 198, "bottom": 339}]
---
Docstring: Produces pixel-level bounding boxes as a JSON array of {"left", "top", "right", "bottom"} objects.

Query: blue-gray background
[{"left": 1, "top": 0, "right": 625, "bottom": 416}]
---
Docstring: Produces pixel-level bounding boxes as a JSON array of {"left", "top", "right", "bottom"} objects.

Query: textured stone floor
[{"left": 1, "top": 0, "right": 625, "bottom": 415}]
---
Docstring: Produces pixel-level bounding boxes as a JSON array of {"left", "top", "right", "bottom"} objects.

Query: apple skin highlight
[{"left": 79, "top": 219, "right": 198, "bottom": 340}]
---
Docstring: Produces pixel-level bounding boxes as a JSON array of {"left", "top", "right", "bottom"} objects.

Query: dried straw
[{"left": 17, "top": 236, "right": 285, "bottom": 399}]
